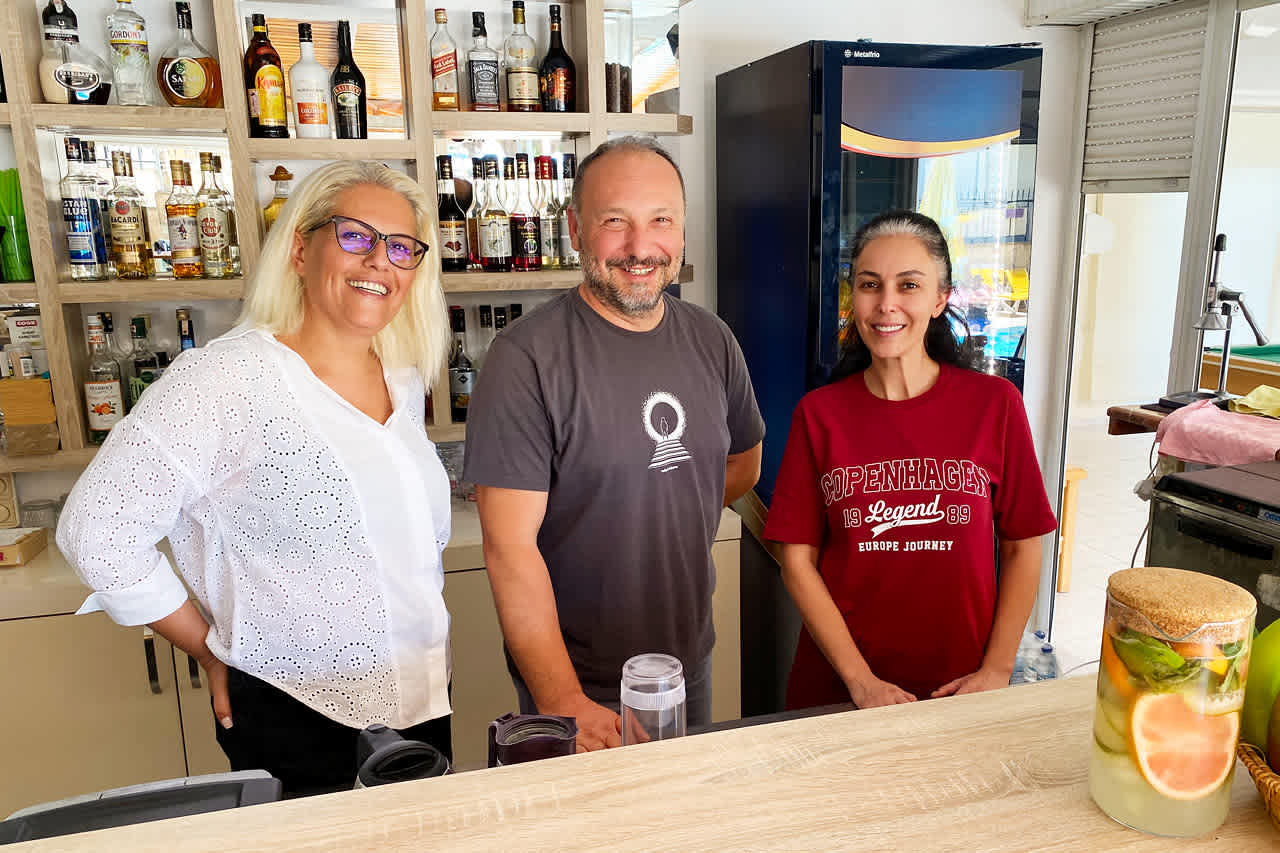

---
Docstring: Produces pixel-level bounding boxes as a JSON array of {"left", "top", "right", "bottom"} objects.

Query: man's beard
[{"left": 580, "top": 245, "right": 680, "bottom": 318}]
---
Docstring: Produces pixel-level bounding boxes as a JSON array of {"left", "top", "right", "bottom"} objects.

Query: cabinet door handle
[
  {"left": 188, "top": 654, "right": 202, "bottom": 689},
  {"left": 143, "top": 632, "right": 162, "bottom": 695}
]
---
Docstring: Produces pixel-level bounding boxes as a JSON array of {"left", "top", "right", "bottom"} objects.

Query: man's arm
[
  {"left": 724, "top": 441, "right": 762, "bottom": 506},
  {"left": 477, "top": 485, "right": 622, "bottom": 751}
]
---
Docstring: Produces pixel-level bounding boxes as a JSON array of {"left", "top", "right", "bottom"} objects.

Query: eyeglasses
[{"left": 309, "top": 215, "right": 430, "bottom": 270}]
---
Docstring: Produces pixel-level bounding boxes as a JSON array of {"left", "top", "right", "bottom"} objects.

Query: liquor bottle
[
  {"left": 244, "top": 15, "right": 287, "bottom": 139},
  {"left": 98, "top": 311, "right": 129, "bottom": 380},
  {"left": 263, "top": 165, "right": 293, "bottom": 231},
  {"left": 84, "top": 313, "right": 125, "bottom": 445},
  {"left": 437, "top": 156, "right": 469, "bottom": 272},
  {"left": 331, "top": 21, "right": 367, "bottom": 139},
  {"left": 510, "top": 303, "right": 523, "bottom": 321},
  {"left": 106, "top": 0, "right": 151, "bottom": 106},
  {"left": 82, "top": 141, "right": 113, "bottom": 275},
  {"left": 559, "top": 152, "right": 579, "bottom": 268},
  {"left": 107, "top": 151, "right": 152, "bottom": 279},
  {"left": 430, "top": 9, "right": 460, "bottom": 111},
  {"left": 165, "top": 160, "right": 202, "bottom": 279},
  {"left": 501, "top": 157, "right": 515, "bottom": 209},
  {"left": 39, "top": 1, "right": 113, "bottom": 105},
  {"left": 477, "top": 157, "right": 511, "bottom": 272},
  {"left": 466, "top": 12, "right": 499, "bottom": 112},
  {"left": 196, "top": 153, "right": 231, "bottom": 278},
  {"left": 539, "top": 5, "right": 576, "bottom": 112},
  {"left": 466, "top": 158, "right": 484, "bottom": 270},
  {"left": 509, "top": 154, "right": 541, "bottom": 271},
  {"left": 448, "top": 306, "right": 475, "bottom": 422},
  {"left": 157, "top": 2, "right": 221, "bottom": 108},
  {"left": 61, "top": 137, "right": 107, "bottom": 281},
  {"left": 505, "top": 2, "right": 540, "bottom": 112},
  {"left": 536, "top": 156, "right": 561, "bottom": 269},
  {"left": 291, "top": 24, "right": 332, "bottom": 139},
  {"left": 494, "top": 305, "right": 508, "bottom": 332},
  {"left": 211, "top": 155, "right": 240, "bottom": 275},
  {"left": 176, "top": 307, "right": 196, "bottom": 351},
  {"left": 128, "top": 315, "right": 161, "bottom": 407},
  {"left": 478, "top": 304, "right": 494, "bottom": 353}
]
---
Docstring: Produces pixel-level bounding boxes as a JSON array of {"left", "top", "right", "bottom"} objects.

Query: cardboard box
[{"left": 0, "top": 527, "right": 49, "bottom": 567}]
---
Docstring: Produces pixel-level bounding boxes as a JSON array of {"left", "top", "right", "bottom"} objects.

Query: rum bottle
[
  {"left": 107, "top": 150, "right": 152, "bottom": 279},
  {"left": 196, "top": 152, "right": 231, "bottom": 278},
  {"left": 165, "top": 160, "right": 202, "bottom": 279}
]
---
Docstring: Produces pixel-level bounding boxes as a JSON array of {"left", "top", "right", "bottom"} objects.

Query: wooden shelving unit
[{"left": 0, "top": 0, "right": 692, "bottom": 471}]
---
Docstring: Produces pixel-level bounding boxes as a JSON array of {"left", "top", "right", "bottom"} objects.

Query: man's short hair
[{"left": 570, "top": 136, "right": 686, "bottom": 216}]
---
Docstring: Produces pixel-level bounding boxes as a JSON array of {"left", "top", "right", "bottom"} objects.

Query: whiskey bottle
[
  {"left": 157, "top": 2, "right": 222, "bottom": 108},
  {"left": 262, "top": 165, "right": 293, "bottom": 231},
  {"left": 466, "top": 12, "right": 499, "bottom": 111},
  {"left": 331, "top": 21, "right": 367, "bottom": 139},
  {"left": 509, "top": 154, "right": 541, "bottom": 271},
  {"left": 291, "top": 23, "right": 332, "bottom": 138},
  {"left": 478, "top": 157, "right": 511, "bottom": 272},
  {"left": 448, "top": 306, "right": 475, "bottom": 422},
  {"left": 539, "top": 5, "right": 576, "bottom": 112},
  {"left": 244, "top": 14, "right": 287, "bottom": 139},
  {"left": 84, "top": 313, "right": 125, "bottom": 445},
  {"left": 165, "top": 160, "right": 202, "bottom": 279},
  {"left": 107, "top": 150, "right": 152, "bottom": 279},
  {"left": 504, "top": 2, "right": 540, "bottom": 112},
  {"left": 430, "top": 9, "right": 460, "bottom": 111},
  {"left": 196, "top": 152, "right": 231, "bottom": 278},
  {"left": 437, "top": 156, "right": 469, "bottom": 273},
  {"left": 60, "top": 136, "right": 107, "bottom": 281}
]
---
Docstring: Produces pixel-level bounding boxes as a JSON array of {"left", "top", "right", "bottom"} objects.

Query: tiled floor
[{"left": 1051, "top": 406, "right": 1160, "bottom": 679}]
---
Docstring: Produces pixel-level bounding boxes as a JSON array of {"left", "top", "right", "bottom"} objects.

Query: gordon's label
[
  {"left": 108, "top": 25, "right": 147, "bottom": 49},
  {"left": 439, "top": 221, "right": 467, "bottom": 260},
  {"left": 255, "top": 66, "right": 287, "bottom": 127},
  {"left": 165, "top": 57, "right": 207, "bottom": 100},
  {"left": 85, "top": 381, "right": 125, "bottom": 430}
]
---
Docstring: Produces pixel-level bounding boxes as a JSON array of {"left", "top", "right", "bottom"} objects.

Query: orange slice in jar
[
  {"left": 1130, "top": 692, "right": 1239, "bottom": 800},
  {"left": 1169, "top": 641, "right": 1231, "bottom": 677},
  {"left": 1101, "top": 634, "right": 1137, "bottom": 701}
]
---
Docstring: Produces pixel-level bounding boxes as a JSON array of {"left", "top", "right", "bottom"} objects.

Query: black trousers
[{"left": 213, "top": 667, "right": 452, "bottom": 799}]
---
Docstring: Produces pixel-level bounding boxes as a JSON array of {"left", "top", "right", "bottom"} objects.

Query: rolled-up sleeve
[{"left": 57, "top": 416, "right": 202, "bottom": 627}]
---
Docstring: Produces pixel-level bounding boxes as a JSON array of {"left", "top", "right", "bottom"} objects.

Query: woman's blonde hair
[{"left": 238, "top": 160, "right": 449, "bottom": 377}]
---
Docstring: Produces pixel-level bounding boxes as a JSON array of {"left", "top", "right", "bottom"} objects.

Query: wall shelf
[
  {"left": 57, "top": 278, "right": 247, "bottom": 304},
  {"left": 442, "top": 264, "right": 694, "bottom": 293},
  {"left": 427, "top": 424, "right": 466, "bottom": 444},
  {"left": 245, "top": 137, "right": 416, "bottom": 161},
  {"left": 27, "top": 105, "right": 227, "bottom": 134},
  {"left": 431, "top": 112, "right": 593, "bottom": 138},
  {"left": 0, "top": 105, "right": 10, "bottom": 126},
  {"left": 0, "top": 448, "right": 98, "bottom": 474},
  {"left": 604, "top": 114, "right": 694, "bottom": 136},
  {"left": 0, "top": 282, "right": 39, "bottom": 304}
]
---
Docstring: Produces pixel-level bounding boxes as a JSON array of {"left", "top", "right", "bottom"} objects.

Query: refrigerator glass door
[{"left": 819, "top": 45, "right": 1042, "bottom": 385}]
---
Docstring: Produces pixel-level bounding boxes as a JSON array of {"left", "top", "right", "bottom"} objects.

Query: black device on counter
[{"left": 354, "top": 724, "right": 450, "bottom": 788}]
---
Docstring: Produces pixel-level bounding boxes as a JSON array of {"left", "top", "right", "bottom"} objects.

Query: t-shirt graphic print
[{"left": 645, "top": 390, "right": 694, "bottom": 472}]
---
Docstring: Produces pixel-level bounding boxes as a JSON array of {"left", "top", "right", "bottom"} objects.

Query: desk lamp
[{"left": 1161, "top": 234, "right": 1269, "bottom": 409}]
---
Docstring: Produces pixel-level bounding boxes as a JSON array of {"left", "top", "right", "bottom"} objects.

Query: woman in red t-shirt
[{"left": 763, "top": 210, "right": 1057, "bottom": 711}]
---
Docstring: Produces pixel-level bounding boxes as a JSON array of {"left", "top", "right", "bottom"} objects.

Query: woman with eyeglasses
[{"left": 57, "top": 161, "right": 453, "bottom": 797}]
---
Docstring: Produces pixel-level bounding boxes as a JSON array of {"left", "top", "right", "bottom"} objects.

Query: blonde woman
[{"left": 57, "top": 161, "right": 453, "bottom": 797}]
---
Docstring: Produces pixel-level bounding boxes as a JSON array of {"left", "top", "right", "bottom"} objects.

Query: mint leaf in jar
[{"left": 1112, "top": 629, "right": 1187, "bottom": 678}]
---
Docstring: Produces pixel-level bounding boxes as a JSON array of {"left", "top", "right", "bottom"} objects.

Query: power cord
[{"left": 1129, "top": 435, "right": 1161, "bottom": 568}]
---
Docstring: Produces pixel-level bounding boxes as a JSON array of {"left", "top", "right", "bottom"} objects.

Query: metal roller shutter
[{"left": 1083, "top": 0, "right": 1209, "bottom": 186}]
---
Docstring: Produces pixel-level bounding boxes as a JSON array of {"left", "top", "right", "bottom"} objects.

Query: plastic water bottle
[
  {"left": 1012, "top": 630, "right": 1049, "bottom": 684},
  {"left": 1035, "top": 644, "right": 1059, "bottom": 681}
]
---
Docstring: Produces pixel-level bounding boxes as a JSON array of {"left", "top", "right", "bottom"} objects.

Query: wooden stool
[{"left": 1056, "top": 466, "right": 1088, "bottom": 593}]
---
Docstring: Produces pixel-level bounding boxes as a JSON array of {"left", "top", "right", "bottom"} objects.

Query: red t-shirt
[{"left": 762, "top": 365, "right": 1057, "bottom": 708}]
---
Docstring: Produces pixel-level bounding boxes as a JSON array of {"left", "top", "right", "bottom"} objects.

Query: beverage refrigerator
[{"left": 716, "top": 41, "right": 1043, "bottom": 503}]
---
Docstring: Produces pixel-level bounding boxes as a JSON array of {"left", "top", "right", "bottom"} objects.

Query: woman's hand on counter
[
  {"left": 931, "top": 666, "right": 1011, "bottom": 699},
  {"left": 847, "top": 676, "right": 917, "bottom": 709}
]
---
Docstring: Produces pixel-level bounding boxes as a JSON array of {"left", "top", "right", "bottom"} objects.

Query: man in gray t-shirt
[{"left": 463, "top": 138, "right": 764, "bottom": 751}]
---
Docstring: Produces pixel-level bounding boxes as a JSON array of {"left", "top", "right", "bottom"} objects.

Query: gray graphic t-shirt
[{"left": 463, "top": 289, "right": 764, "bottom": 696}]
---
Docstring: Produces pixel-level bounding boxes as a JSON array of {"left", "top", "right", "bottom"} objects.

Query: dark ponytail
[{"left": 829, "top": 210, "right": 977, "bottom": 383}]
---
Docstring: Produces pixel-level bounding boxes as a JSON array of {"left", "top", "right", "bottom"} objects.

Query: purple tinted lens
[
  {"left": 336, "top": 224, "right": 375, "bottom": 253},
  {"left": 386, "top": 239, "right": 416, "bottom": 266}
]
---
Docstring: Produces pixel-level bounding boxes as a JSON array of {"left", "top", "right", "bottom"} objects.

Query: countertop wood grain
[{"left": 12, "top": 677, "right": 1274, "bottom": 850}]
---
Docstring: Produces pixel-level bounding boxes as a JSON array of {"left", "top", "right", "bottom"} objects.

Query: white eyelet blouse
[{"left": 56, "top": 326, "right": 452, "bottom": 730}]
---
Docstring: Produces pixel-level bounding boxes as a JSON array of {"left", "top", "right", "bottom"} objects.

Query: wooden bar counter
[{"left": 14, "top": 677, "right": 1275, "bottom": 850}]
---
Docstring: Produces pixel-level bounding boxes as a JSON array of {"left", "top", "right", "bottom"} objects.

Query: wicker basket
[{"left": 1239, "top": 742, "right": 1280, "bottom": 831}]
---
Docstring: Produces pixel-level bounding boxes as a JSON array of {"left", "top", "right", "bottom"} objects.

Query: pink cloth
[{"left": 1156, "top": 400, "right": 1280, "bottom": 465}]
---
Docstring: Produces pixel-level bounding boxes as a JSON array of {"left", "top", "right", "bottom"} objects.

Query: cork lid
[
  {"left": 1107, "top": 567, "right": 1256, "bottom": 642},
  {"left": 269, "top": 166, "right": 294, "bottom": 181}
]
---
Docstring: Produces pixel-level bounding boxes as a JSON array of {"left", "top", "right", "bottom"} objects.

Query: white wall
[
  {"left": 1217, "top": 111, "right": 1280, "bottom": 340},
  {"left": 676, "top": 0, "right": 1083, "bottom": 467}
]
